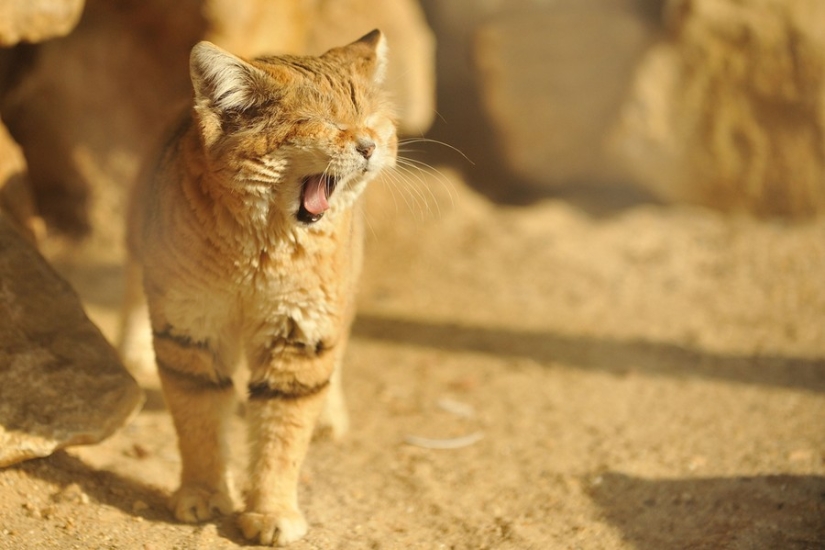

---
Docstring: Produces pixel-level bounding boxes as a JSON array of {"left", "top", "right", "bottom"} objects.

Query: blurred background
[{"left": 2, "top": 0, "right": 825, "bottom": 250}]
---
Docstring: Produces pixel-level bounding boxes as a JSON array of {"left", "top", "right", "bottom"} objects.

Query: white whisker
[
  {"left": 380, "top": 168, "right": 422, "bottom": 218},
  {"left": 398, "top": 138, "right": 474, "bottom": 165},
  {"left": 392, "top": 163, "right": 439, "bottom": 217},
  {"left": 395, "top": 156, "right": 457, "bottom": 211}
]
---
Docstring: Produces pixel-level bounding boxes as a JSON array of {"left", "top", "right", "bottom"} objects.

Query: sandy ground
[{"left": 1, "top": 166, "right": 824, "bottom": 549}]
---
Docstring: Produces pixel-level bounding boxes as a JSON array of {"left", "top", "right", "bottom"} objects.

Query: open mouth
[{"left": 297, "top": 174, "right": 338, "bottom": 224}]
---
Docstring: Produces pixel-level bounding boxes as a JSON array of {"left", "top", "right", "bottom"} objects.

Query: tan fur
[{"left": 119, "top": 31, "right": 396, "bottom": 546}]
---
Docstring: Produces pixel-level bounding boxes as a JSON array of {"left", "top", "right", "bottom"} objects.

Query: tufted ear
[
  {"left": 190, "top": 41, "right": 267, "bottom": 112},
  {"left": 324, "top": 29, "right": 388, "bottom": 85}
]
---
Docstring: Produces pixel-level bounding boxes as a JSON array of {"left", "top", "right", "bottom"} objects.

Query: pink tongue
[{"left": 302, "top": 175, "right": 330, "bottom": 216}]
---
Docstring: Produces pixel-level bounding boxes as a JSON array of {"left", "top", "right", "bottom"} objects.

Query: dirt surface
[{"left": 1, "top": 168, "right": 824, "bottom": 549}]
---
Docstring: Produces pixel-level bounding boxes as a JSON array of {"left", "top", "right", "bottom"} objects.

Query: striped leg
[
  {"left": 152, "top": 326, "right": 238, "bottom": 522},
  {"left": 238, "top": 342, "right": 336, "bottom": 546}
]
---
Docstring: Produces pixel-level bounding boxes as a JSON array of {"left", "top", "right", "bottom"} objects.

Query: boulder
[
  {"left": 1, "top": 0, "right": 202, "bottom": 250},
  {"left": 0, "top": 0, "right": 85, "bottom": 46},
  {"left": 0, "top": 212, "right": 143, "bottom": 467},
  {"left": 419, "top": 0, "right": 660, "bottom": 198},
  {"left": 0, "top": 120, "right": 42, "bottom": 244},
  {"left": 610, "top": 0, "right": 825, "bottom": 217},
  {"left": 473, "top": 3, "right": 655, "bottom": 187}
]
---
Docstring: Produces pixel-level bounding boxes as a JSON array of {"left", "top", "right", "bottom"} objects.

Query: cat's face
[{"left": 190, "top": 30, "right": 397, "bottom": 225}]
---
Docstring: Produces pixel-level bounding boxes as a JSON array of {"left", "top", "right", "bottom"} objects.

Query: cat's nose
[{"left": 356, "top": 138, "right": 375, "bottom": 160}]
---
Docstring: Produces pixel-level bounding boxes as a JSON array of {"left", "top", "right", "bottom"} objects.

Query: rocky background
[
  {"left": 421, "top": 0, "right": 825, "bottom": 216},
  {"left": 2, "top": 0, "right": 824, "bottom": 248},
  {"left": 1, "top": 0, "right": 824, "bottom": 549}
]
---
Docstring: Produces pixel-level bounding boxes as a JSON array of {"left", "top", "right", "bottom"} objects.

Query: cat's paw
[
  {"left": 169, "top": 484, "right": 234, "bottom": 523},
  {"left": 238, "top": 509, "right": 308, "bottom": 546}
]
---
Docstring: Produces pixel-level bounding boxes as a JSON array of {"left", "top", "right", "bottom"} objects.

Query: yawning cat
[{"left": 120, "top": 30, "right": 396, "bottom": 545}]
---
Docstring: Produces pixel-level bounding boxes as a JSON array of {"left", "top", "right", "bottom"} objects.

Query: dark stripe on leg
[
  {"left": 156, "top": 359, "right": 233, "bottom": 392},
  {"left": 253, "top": 338, "right": 334, "bottom": 368},
  {"left": 153, "top": 326, "right": 211, "bottom": 350},
  {"left": 248, "top": 379, "right": 330, "bottom": 401}
]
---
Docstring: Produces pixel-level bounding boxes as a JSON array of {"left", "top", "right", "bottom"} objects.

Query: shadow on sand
[
  {"left": 588, "top": 471, "right": 825, "bottom": 549},
  {"left": 352, "top": 313, "right": 825, "bottom": 393}
]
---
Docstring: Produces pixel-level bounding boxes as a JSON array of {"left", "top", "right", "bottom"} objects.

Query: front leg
[
  {"left": 239, "top": 342, "right": 336, "bottom": 546},
  {"left": 152, "top": 327, "right": 238, "bottom": 523}
]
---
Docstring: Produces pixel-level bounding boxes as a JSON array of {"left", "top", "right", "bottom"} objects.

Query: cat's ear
[
  {"left": 325, "top": 29, "right": 388, "bottom": 85},
  {"left": 190, "top": 41, "right": 266, "bottom": 112}
]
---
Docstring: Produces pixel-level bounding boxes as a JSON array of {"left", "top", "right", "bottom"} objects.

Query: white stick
[{"left": 404, "top": 431, "right": 484, "bottom": 450}]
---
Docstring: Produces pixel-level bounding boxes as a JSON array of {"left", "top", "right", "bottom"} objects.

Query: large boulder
[
  {"left": 473, "top": 3, "right": 654, "bottom": 187},
  {"left": 1, "top": 0, "right": 202, "bottom": 250},
  {"left": 423, "top": 0, "right": 825, "bottom": 217},
  {"left": 610, "top": 0, "right": 825, "bottom": 217},
  {"left": 0, "top": 120, "right": 42, "bottom": 244},
  {"left": 418, "top": 0, "right": 660, "bottom": 200},
  {"left": 0, "top": 212, "right": 143, "bottom": 467},
  {"left": 0, "top": 0, "right": 85, "bottom": 46}
]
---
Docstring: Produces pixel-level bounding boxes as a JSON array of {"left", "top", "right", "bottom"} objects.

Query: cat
[{"left": 119, "top": 30, "right": 396, "bottom": 545}]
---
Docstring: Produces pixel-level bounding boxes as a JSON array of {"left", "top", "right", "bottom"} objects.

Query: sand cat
[{"left": 120, "top": 30, "right": 396, "bottom": 545}]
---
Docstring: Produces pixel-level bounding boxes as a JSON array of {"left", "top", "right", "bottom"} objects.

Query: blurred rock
[
  {"left": 425, "top": 0, "right": 825, "bottom": 217},
  {"left": 419, "top": 0, "right": 660, "bottom": 200},
  {"left": 201, "top": 0, "right": 309, "bottom": 56},
  {"left": 0, "top": 212, "right": 143, "bottom": 468},
  {"left": 1, "top": 0, "right": 435, "bottom": 253},
  {"left": 611, "top": 0, "right": 825, "bottom": 217},
  {"left": 474, "top": 4, "right": 655, "bottom": 187},
  {"left": 0, "top": 120, "right": 42, "bottom": 244},
  {"left": 0, "top": 0, "right": 85, "bottom": 46},
  {"left": 1, "top": 0, "right": 203, "bottom": 250}
]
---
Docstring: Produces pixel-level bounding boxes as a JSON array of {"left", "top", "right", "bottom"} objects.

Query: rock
[
  {"left": 1, "top": 0, "right": 201, "bottom": 250},
  {"left": 419, "top": 0, "right": 660, "bottom": 199},
  {"left": 0, "top": 120, "right": 42, "bottom": 244},
  {"left": 0, "top": 212, "right": 143, "bottom": 468},
  {"left": 200, "top": 0, "right": 308, "bottom": 56},
  {"left": 473, "top": 3, "right": 655, "bottom": 187},
  {"left": 0, "top": 0, "right": 85, "bottom": 46},
  {"left": 10, "top": 0, "right": 203, "bottom": 248},
  {"left": 610, "top": 0, "right": 825, "bottom": 217}
]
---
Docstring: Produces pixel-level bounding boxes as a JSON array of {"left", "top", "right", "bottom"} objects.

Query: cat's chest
[
  {"left": 231, "top": 231, "right": 342, "bottom": 297},
  {"left": 233, "top": 239, "right": 345, "bottom": 344}
]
